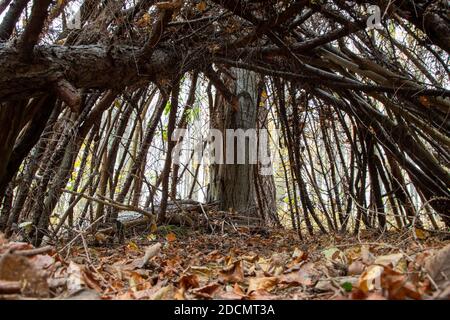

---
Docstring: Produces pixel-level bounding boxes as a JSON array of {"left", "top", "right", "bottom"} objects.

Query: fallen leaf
[
  {"left": 414, "top": 228, "right": 428, "bottom": 240},
  {"left": 166, "top": 232, "right": 177, "bottom": 242},
  {"left": 381, "top": 268, "right": 422, "bottom": 300},
  {"left": 179, "top": 274, "right": 199, "bottom": 291},
  {"left": 136, "top": 13, "right": 151, "bottom": 27},
  {"left": 365, "top": 292, "right": 387, "bottom": 300},
  {"left": 30, "top": 254, "right": 55, "bottom": 270},
  {"left": 242, "top": 254, "right": 259, "bottom": 263},
  {"left": 216, "top": 289, "right": 245, "bottom": 300},
  {"left": 66, "top": 261, "right": 86, "bottom": 292},
  {"left": 315, "top": 276, "right": 358, "bottom": 292},
  {"left": 129, "top": 272, "right": 147, "bottom": 292},
  {"left": 247, "top": 277, "right": 278, "bottom": 293},
  {"left": 374, "top": 253, "right": 404, "bottom": 269},
  {"left": 233, "top": 283, "right": 246, "bottom": 296},
  {"left": 116, "top": 290, "right": 135, "bottom": 300},
  {"left": 140, "top": 242, "right": 162, "bottom": 267},
  {"left": 348, "top": 261, "right": 365, "bottom": 275},
  {"left": 127, "top": 241, "right": 139, "bottom": 251},
  {"left": 255, "top": 257, "right": 271, "bottom": 273},
  {"left": 64, "top": 288, "right": 101, "bottom": 300},
  {"left": 279, "top": 262, "right": 318, "bottom": 287},
  {"left": 0, "top": 254, "right": 49, "bottom": 298},
  {"left": 424, "top": 244, "right": 450, "bottom": 288},
  {"left": 344, "top": 246, "right": 362, "bottom": 262},
  {"left": 322, "top": 247, "right": 346, "bottom": 264},
  {"left": 358, "top": 265, "right": 384, "bottom": 293},
  {"left": 151, "top": 284, "right": 175, "bottom": 300},
  {"left": 248, "top": 289, "right": 278, "bottom": 300},
  {"left": 196, "top": 1, "right": 207, "bottom": 12},
  {"left": 189, "top": 266, "right": 213, "bottom": 278},
  {"left": 147, "top": 233, "right": 157, "bottom": 241},
  {"left": 2, "top": 242, "right": 32, "bottom": 253},
  {"left": 361, "top": 245, "right": 375, "bottom": 265},
  {"left": 191, "top": 283, "right": 221, "bottom": 299},
  {"left": 292, "top": 247, "right": 304, "bottom": 258},
  {"left": 82, "top": 268, "right": 103, "bottom": 292},
  {"left": 219, "top": 260, "right": 244, "bottom": 283}
]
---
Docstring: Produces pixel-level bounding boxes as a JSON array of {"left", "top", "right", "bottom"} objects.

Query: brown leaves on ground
[
  {"left": 424, "top": 243, "right": 450, "bottom": 288},
  {"left": 0, "top": 230, "right": 449, "bottom": 300},
  {"left": 219, "top": 260, "right": 244, "bottom": 284}
]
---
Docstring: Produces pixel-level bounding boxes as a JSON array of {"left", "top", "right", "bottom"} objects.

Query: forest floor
[{"left": 0, "top": 227, "right": 449, "bottom": 300}]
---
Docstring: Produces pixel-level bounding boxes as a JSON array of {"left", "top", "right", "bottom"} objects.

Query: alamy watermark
[
  {"left": 171, "top": 128, "right": 279, "bottom": 176},
  {"left": 367, "top": 5, "right": 383, "bottom": 30},
  {"left": 66, "top": 8, "right": 81, "bottom": 30}
]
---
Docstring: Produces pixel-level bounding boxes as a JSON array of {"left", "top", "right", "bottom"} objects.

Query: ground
[{"left": 0, "top": 227, "right": 449, "bottom": 300}]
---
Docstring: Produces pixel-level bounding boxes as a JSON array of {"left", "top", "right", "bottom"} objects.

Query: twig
[
  {"left": 58, "top": 215, "right": 105, "bottom": 254},
  {"left": 12, "top": 245, "right": 53, "bottom": 256},
  {"left": 61, "top": 188, "right": 154, "bottom": 220}
]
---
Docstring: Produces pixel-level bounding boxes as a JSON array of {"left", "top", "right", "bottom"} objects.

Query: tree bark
[{"left": 208, "top": 68, "right": 259, "bottom": 218}]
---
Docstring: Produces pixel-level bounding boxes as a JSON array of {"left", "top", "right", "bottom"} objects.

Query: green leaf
[
  {"left": 19, "top": 221, "right": 33, "bottom": 232},
  {"left": 341, "top": 282, "right": 353, "bottom": 292},
  {"left": 192, "top": 105, "right": 200, "bottom": 118},
  {"left": 164, "top": 101, "right": 172, "bottom": 115},
  {"left": 186, "top": 105, "right": 201, "bottom": 124}
]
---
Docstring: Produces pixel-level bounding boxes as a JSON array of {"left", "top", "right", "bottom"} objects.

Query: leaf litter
[{"left": 0, "top": 230, "right": 449, "bottom": 300}]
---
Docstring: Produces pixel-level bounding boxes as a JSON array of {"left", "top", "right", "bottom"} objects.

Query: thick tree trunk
[
  {"left": 208, "top": 69, "right": 259, "bottom": 218},
  {"left": 0, "top": 44, "right": 180, "bottom": 102}
]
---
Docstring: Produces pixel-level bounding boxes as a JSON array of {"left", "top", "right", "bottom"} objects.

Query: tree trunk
[{"left": 208, "top": 68, "right": 259, "bottom": 219}]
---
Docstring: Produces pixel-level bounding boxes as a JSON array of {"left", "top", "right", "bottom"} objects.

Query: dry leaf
[
  {"left": 376, "top": 267, "right": 422, "bottom": 300},
  {"left": 166, "top": 232, "right": 177, "bottom": 242},
  {"left": 344, "top": 246, "right": 362, "bottom": 262},
  {"left": 191, "top": 283, "right": 221, "bottom": 299},
  {"left": 279, "top": 262, "right": 318, "bottom": 287},
  {"left": 196, "top": 1, "right": 207, "bottom": 12},
  {"left": 179, "top": 274, "right": 199, "bottom": 291},
  {"left": 233, "top": 283, "right": 246, "bottom": 296},
  {"left": 127, "top": 241, "right": 139, "bottom": 251},
  {"left": 323, "top": 247, "right": 346, "bottom": 264},
  {"left": 248, "top": 289, "right": 278, "bottom": 300},
  {"left": 189, "top": 266, "right": 213, "bottom": 277},
  {"left": 64, "top": 288, "right": 101, "bottom": 300},
  {"left": 361, "top": 245, "right": 375, "bottom": 265},
  {"left": 66, "top": 261, "right": 86, "bottom": 292},
  {"left": 414, "top": 228, "right": 428, "bottom": 240},
  {"left": 348, "top": 261, "right": 365, "bottom": 275},
  {"left": 136, "top": 13, "right": 151, "bottom": 27},
  {"left": 358, "top": 265, "right": 384, "bottom": 292},
  {"left": 365, "top": 292, "right": 387, "bottom": 300},
  {"left": 374, "top": 253, "right": 404, "bottom": 269},
  {"left": 29, "top": 254, "right": 55, "bottom": 270},
  {"left": 141, "top": 242, "right": 162, "bottom": 267},
  {"left": 219, "top": 260, "right": 244, "bottom": 283},
  {"left": 247, "top": 277, "right": 278, "bottom": 293},
  {"left": 424, "top": 244, "right": 450, "bottom": 288},
  {"left": 0, "top": 254, "right": 49, "bottom": 298},
  {"left": 151, "top": 284, "right": 175, "bottom": 300}
]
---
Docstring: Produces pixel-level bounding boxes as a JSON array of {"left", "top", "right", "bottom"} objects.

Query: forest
[{"left": 0, "top": 0, "right": 449, "bottom": 301}]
